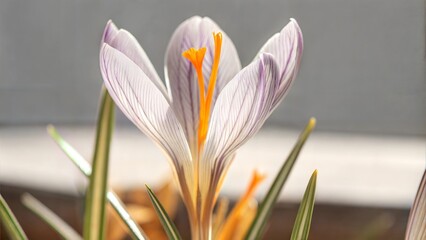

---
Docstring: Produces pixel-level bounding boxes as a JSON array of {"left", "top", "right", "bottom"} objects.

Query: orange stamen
[
  {"left": 238, "top": 170, "right": 266, "bottom": 210},
  {"left": 182, "top": 34, "right": 223, "bottom": 204},
  {"left": 182, "top": 47, "right": 207, "bottom": 107},
  {"left": 182, "top": 33, "right": 223, "bottom": 149},
  {"left": 183, "top": 47, "right": 207, "bottom": 201},
  {"left": 182, "top": 47, "right": 208, "bottom": 149},
  {"left": 218, "top": 170, "right": 266, "bottom": 240},
  {"left": 199, "top": 32, "right": 222, "bottom": 146}
]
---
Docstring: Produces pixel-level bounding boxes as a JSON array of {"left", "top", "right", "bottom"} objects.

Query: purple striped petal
[
  {"left": 165, "top": 16, "right": 242, "bottom": 152},
  {"left": 200, "top": 53, "right": 280, "bottom": 202},
  {"left": 101, "top": 20, "right": 119, "bottom": 45},
  {"left": 258, "top": 18, "right": 303, "bottom": 108},
  {"left": 100, "top": 43, "right": 194, "bottom": 200},
  {"left": 405, "top": 170, "right": 426, "bottom": 240},
  {"left": 102, "top": 21, "right": 168, "bottom": 98}
]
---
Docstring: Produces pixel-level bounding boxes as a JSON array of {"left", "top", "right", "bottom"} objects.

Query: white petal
[
  {"left": 165, "top": 16, "right": 242, "bottom": 152},
  {"left": 258, "top": 18, "right": 303, "bottom": 107},
  {"left": 200, "top": 53, "right": 280, "bottom": 201},
  {"left": 100, "top": 43, "right": 194, "bottom": 199},
  {"left": 101, "top": 20, "right": 119, "bottom": 45},
  {"left": 102, "top": 21, "right": 168, "bottom": 98}
]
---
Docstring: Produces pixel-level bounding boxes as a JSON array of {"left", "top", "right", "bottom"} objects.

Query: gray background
[{"left": 0, "top": 0, "right": 424, "bottom": 136}]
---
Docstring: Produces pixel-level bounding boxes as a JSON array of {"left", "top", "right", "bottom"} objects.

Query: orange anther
[
  {"left": 199, "top": 32, "right": 223, "bottom": 146},
  {"left": 182, "top": 33, "right": 223, "bottom": 149}
]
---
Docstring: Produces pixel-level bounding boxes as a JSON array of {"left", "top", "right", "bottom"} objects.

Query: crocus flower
[{"left": 100, "top": 16, "right": 303, "bottom": 240}]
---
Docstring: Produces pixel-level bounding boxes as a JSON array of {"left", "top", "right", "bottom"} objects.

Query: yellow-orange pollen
[{"left": 182, "top": 32, "right": 223, "bottom": 148}]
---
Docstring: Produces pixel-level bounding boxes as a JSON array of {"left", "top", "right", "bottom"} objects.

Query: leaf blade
[
  {"left": 47, "top": 125, "right": 147, "bottom": 240},
  {"left": 290, "top": 170, "right": 317, "bottom": 240},
  {"left": 47, "top": 125, "right": 92, "bottom": 176},
  {"left": 146, "top": 185, "right": 182, "bottom": 240},
  {"left": 244, "top": 118, "right": 316, "bottom": 240},
  {"left": 83, "top": 87, "right": 115, "bottom": 240},
  {"left": 21, "top": 193, "right": 82, "bottom": 240},
  {"left": 0, "top": 194, "right": 28, "bottom": 240},
  {"left": 405, "top": 169, "right": 426, "bottom": 240},
  {"left": 107, "top": 191, "right": 148, "bottom": 240}
]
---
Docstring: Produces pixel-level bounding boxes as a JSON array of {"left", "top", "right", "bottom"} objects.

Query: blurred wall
[{"left": 0, "top": 0, "right": 424, "bottom": 135}]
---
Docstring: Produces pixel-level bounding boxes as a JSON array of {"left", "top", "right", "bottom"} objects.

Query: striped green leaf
[
  {"left": 47, "top": 125, "right": 92, "bottom": 176},
  {"left": 405, "top": 169, "right": 426, "bottom": 240},
  {"left": 290, "top": 170, "right": 317, "bottom": 240},
  {"left": 21, "top": 193, "right": 82, "bottom": 240},
  {"left": 245, "top": 118, "right": 316, "bottom": 240},
  {"left": 83, "top": 87, "right": 115, "bottom": 240},
  {"left": 47, "top": 125, "right": 147, "bottom": 240},
  {"left": 146, "top": 185, "right": 182, "bottom": 240},
  {"left": 0, "top": 194, "right": 28, "bottom": 240}
]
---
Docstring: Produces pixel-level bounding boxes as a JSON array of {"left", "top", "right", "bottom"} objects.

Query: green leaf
[
  {"left": 21, "top": 193, "right": 82, "bottom": 240},
  {"left": 405, "top": 169, "right": 426, "bottom": 240},
  {"left": 47, "top": 125, "right": 92, "bottom": 177},
  {"left": 106, "top": 191, "right": 148, "bottom": 240},
  {"left": 290, "top": 170, "right": 317, "bottom": 240},
  {"left": 146, "top": 185, "right": 182, "bottom": 240},
  {"left": 245, "top": 118, "right": 316, "bottom": 240},
  {"left": 0, "top": 194, "right": 28, "bottom": 240},
  {"left": 47, "top": 125, "right": 147, "bottom": 240},
  {"left": 83, "top": 87, "right": 115, "bottom": 240}
]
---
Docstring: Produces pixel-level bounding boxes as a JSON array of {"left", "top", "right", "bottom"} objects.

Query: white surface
[{"left": 0, "top": 125, "right": 425, "bottom": 208}]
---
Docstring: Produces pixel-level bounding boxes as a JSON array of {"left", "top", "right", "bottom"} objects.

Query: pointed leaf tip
[
  {"left": 46, "top": 124, "right": 57, "bottom": 137},
  {"left": 146, "top": 185, "right": 182, "bottom": 240},
  {"left": 83, "top": 88, "right": 115, "bottom": 240},
  {"left": 244, "top": 118, "right": 316, "bottom": 240},
  {"left": 48, "top": 120, "right": 146, "bottom": 239},
  {"left": 290, "top": 170, "right": 317, "bottom": 240},
  {"left": 308, "top": 117, "right": 316, "bottom": 129}
]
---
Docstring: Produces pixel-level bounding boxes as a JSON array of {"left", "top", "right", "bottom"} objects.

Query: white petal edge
[
  {"left": 101, "top": 20, "right": 119, "bottom": 46},
  {"left": 100, "top": 43, "right": 194, "bottom": 201},
  {"left": 164, "top": 16, "right": 242, "bottom": 152},
  {"left": 199, "top": 53, "right": 280, "bottom": 207},
  {"left": 102, "top": 20, "right": 168, "bottom": 99},
  {"left": 258, "top": 18, "right": 303, "bottom": 108}
]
